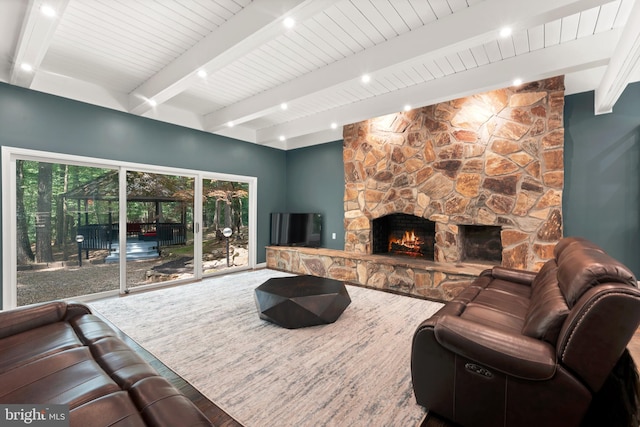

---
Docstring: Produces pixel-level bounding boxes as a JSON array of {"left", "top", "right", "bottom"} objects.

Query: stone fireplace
[
  {"left": 343, "top": 76, "right": 565, "bottom": 271},
  {"left": 267, "top": 76, "right": 565, "bottom": 301}
]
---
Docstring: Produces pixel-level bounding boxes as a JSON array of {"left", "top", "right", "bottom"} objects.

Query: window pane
[
  {"left": 125, "top": 171, "right": 195, "bottom": 288},
  {"left": 202, "top": 178, "right": 249, "bottom": 274},
  {"left": 16, "top": 161, "right": 119, "bottom": 305}
]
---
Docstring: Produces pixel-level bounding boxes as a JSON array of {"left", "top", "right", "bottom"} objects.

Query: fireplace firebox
[
  {"left": 372, "top": 214, "right": 436, "bottom": 259},
  {"left": 372, "top": 214, "right": 503, "bottom": 264},
  {"left": 460, "top": 225, "right": 502, "bottom": 264}
]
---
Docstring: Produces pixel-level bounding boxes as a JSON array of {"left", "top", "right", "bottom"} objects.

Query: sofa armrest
[
  {"left": 489, "top": 266, "right": 537, "bottom": 286},
  {"left": 64, "top": 302, "right": 93, "bottom": 321},
  {"left": 434, "top": 315, "right": 556, "bottom": 380},
  {"left": 0, "top": 301, "right": 67, "bottom": 339},
  {"left": 0, "top": 301, "right": 91, "bottom": 340}
]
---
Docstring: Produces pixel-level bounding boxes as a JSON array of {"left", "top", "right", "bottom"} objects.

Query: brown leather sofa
[
  {"left": 0, "top": 301, "right": 213, "bottom": 427},
  {"left": 411, "top": 237, "right": 640, "bottom": 427}
]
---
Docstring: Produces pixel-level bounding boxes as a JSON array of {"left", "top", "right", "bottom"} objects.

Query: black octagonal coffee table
[{"left": 254, "top": 275, "right": 351, "bottom": 329}]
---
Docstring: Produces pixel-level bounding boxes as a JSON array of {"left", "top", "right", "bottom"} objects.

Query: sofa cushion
[
  {"left": 90, "top": 337, "right": 158, "bottom": 389},
  {"left": 71, "top": 314, "right": 120, "bottom": 344},
  {"left": 0, "top": 321, "right": 82, "bottom": 374},
  {"left": 130, "top": 376, "right": 213, "bottom": 427},
  {"left": 522, "top": 262, "right": 569, "bottom": 344},
  {"left": 486, "top": 278, "right": 532, "bottom": 299},
  {"left": 553, "top": 236, "right": 604, "bottom": 259},
  {"left": 0, "top": 301, "right": 68, "bottom": 339},
  {"left": 0, "top": 346, "right": 120, "bottom": 407},
  {"left": 461, "top": 303, "right": 525, "bottom": 334},
  {"left": 459, "top": 278, "right": 529, "bottom": 334},
  {"left": 557, "top": 246, "right": 637, "bottom": 308},
  {"left": 70, "top": 391, "right": 148, "bottom": 426},
  {"left": 467, "top": 288, "right": 529, "bottom": 316},
  {"left": 530, "top": 258, "right": 557, "bottom": 291}
]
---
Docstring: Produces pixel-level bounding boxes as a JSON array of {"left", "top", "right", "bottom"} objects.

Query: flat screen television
[{"left": 270, "top": 213, "right": 322, "bottom": 247}]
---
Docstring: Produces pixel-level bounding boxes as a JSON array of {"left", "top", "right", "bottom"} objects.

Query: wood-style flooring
[{"left": 104, "top": 313, "right": 640, "bottom": 427}]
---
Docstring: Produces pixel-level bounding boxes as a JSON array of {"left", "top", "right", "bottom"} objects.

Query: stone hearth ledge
[{"left": 266, "top": 246, "right": 488, "bottom": 301}]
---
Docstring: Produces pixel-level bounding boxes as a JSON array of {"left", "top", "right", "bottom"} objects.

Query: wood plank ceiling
[{"left": 1, "top": 0, "right": 639, "bottom": 149}]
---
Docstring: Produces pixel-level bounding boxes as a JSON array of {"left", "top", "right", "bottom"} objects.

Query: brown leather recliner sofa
[
  {"left": 411, "top": 236, "right": 640, "bottom": 427},
  {"left": 0, "top": 301, "right": 213, "bottom": 427}
]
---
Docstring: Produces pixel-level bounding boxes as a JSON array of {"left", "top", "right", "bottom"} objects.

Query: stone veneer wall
[
  {"left": 266, "top": 246, "right": 484, "bottom": 301},
  {"left": 343, "top": 76, "right": 565, "bottom": 271}
]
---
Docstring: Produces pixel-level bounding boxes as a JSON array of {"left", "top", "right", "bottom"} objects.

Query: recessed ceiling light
[
  {"left": 513, "top": 78, "right": 523, "bottom": 87},
  {"left": 279, "top": 135, "right": 286, "bottom": 141},
  {"left": 197, "top": 69, "right": 207, "bottom": 78},
  {"left": 331, "top": 122, "right": 338, "bottom": 129},
  {"left": 283, "top": 17, "right": 295, "bottom": 29},
  {"left": 280, "top": 103, "right": 288, "bottom": 110},
  {"left": 499, "top": 27, "right": 512, "bottom": 38},
  {"left": 20, "top": 63, "right": 33, "bottom": 72},
  {"left": 403, "top": 105, "right": 411, "bottom": 111},
  {"left": 41, "top": 4, "right": 56, "bottom": 17},
  {"left": 148, "top": 99, "right": 157, "bottom": 107},
  {"left": 361, "top": 74, "right": 371, "bottom": 84},
  {"left": 227, "top": 121, "right": 234, "bottom": 127}
]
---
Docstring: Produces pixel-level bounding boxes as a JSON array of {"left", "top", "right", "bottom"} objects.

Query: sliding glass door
[
  {"left": 201, "top": 177, "right": 250, "bottom": 275},
  {"left": 3, "top": 147, "right": 258, "bottom": 310},
  {"left": 125, "top": 170, "right": 195, "bottom": 289},
  {"left": 14, "top": 160, "right": 119, "bottom": 306}
]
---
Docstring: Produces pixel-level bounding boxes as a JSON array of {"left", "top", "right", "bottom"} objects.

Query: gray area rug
[{"left": 90, "top": 269, "right": 443, "bottom": 427}]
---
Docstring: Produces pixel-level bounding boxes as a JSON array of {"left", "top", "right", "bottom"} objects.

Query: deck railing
[
  {"left": 77, "top": 223, "right": 186, "bottom": 250},
  {"left": 77, "top": 224, "right": 114, "bottom": 250}
]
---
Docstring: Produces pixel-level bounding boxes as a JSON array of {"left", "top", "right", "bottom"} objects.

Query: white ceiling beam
[
  {"left": 594, "top": 0, "right": 640, "bottom": 114},
  {"left": 283, "top": 128, "right": 344, "bottom": 150},
  {"left": 203, "top": 0, "right": 612, "bottom": 132},
  {"left": 10, "top": 0, "right": 69, "bottom": 87},
  {"left": 256, "top": 30, "right": 618, "bottom": 145},
  {"left": 128, "top": 0, "right": 339, "bottom": 116},
  {"left": 31, "top": 69, "right": 129, "bottom": 111}
]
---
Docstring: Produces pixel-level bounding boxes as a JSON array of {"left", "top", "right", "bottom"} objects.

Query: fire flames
[{"left": 388, "top": 230, "right": 424, "bottom": 255}]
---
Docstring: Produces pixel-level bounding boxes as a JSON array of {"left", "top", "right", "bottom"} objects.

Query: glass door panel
[
  {"left": 6, "top": 148, "right": 257, "bottom": 309},
  {"left": 125, "top": 171, "right": 194, "bottom": 289},
  {"left": 202, "top": 178, "right": 249, "bottom": 275},
  {"left": 16, "top": 161, "right": 119, "bottom": 306}
]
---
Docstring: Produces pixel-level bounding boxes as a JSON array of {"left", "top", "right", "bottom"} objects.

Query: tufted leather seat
[
  {"left": 411, "top": 237, "right": 640, "bottom": 427},
  {"left": 0, "top": 301, "right": 212, "bottom": 427}
]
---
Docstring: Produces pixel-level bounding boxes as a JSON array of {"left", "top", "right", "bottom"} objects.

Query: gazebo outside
[{"left": 63, "top": 170, "right": 190, "bottom": 261}]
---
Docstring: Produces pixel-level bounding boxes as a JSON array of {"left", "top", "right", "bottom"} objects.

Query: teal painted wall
[
  {"left": 564, "top": 81, "right": 640, "bottom": 276},
  {"left": 0, "top": 82, "right": 287, "bottom": 294},
  {"left": 3, "top": 78, "right": 640, "bottom": 307},
  {"left": 285, "top": 141, "right": 345, "bottom": 249}
]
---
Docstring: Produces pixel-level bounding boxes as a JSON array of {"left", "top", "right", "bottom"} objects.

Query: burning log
[{"left": 388, "top": 230, "right": 425, "bottom": 256}]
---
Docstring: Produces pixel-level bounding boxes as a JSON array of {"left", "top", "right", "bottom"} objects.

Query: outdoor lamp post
[
  {"left": 222, "top": 227, "right": 233, "bottom": 267},
  {"left": 75, "top": 235, "right": 85, "bottom": 267}
]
